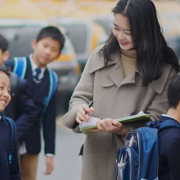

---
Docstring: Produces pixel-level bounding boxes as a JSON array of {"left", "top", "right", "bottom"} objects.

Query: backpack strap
[
  {"left": 4, "top": 117, "right": 16, "bottom": 165},
  {"left": 43, "top": 69, "right": 58, "bottom": 113},
  {"left": 13, "top": 57, "right": 27, "bottom": 79}
]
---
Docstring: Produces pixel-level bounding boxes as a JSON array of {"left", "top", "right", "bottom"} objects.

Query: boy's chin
[
  {"left": 0, "top": 108, "right": 5, "bottom": 113},
  {"left": 0, "top": 105, "right": 7, "bottom": 113}
]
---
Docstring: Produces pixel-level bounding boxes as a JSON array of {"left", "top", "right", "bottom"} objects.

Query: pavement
[{"left": 37, "top": 115, "right": 84, "bottom": 180}]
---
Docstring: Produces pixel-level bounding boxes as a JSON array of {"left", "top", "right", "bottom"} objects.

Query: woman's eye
[
  {"left": 0, "top": 87, "right": 3, "bottom": 90},
  {"left": 124, "top": 31, "right": 131, "bottom": 35}
]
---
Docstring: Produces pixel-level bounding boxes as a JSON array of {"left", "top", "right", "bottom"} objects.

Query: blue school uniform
[
  {"left": 0, "top": 116, "right": 21, "bottom": 180},
  {"left": 5, "top": 55, "right": 57, "bottom": 155},
  {"left": 4, "top": 75, "right": 38, "bottom": 141},
  {"left": 158, "top": 115, "right": 180, "bottom": 180}
]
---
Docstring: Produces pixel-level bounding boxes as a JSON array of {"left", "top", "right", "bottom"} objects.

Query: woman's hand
[
  {"left": 76, "top": 104, "right": 94, "bottom": 124},
  {"left": 90, "top": 118, "right": 127, "bottom": 136}
]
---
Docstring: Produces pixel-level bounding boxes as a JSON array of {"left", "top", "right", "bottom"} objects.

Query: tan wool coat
[{"left": 61, "top": 44, "right": 176, "bottom": 180}]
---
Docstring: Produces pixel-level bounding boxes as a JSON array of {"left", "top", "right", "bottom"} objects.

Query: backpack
[
  {"left": 5, "top": 117, "right": 16, "bottom": 165},
  {"left": 115, "top": 119, "right": 180, "bottom": 180},
  {"left": 12, "top": 57, "right": 58, "bottom": 113}
]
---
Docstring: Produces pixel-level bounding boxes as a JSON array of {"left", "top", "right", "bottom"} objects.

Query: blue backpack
[
  {"left": 12, "top": 57, "right": 58, "bottom": 113},
  {"left": 115, "top": 119, "right": 180, "bottom": 180}
]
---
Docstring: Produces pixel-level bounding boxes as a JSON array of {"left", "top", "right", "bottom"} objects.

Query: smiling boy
[
  {"left": 5, "top": 26, "right": 65, "bottom": 180},
  {"left": 0, "top": 66, "right": 21, "bottom": 180}
]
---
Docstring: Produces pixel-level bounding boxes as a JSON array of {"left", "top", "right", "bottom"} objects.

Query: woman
[{"left": 61, "top": 0, "right": 180, "bottom": 179}]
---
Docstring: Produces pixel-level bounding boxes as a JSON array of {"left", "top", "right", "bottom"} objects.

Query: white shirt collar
[
  {"left": 29, "top": 54, "right": 46, "bottom": 80},
  {"left": 162, "top": 114, "right": 176, "bottom": 120}
]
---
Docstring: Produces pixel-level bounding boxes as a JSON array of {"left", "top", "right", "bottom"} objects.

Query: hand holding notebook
[{"left": 79, "top": 111, "right": 150, "bottom": 134}]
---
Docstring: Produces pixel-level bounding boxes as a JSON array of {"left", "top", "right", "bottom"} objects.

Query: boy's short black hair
[
  {"left": 36, "top": 26, "right": 65, "bottom": 51},
  {"left": 0, "top": 34, "right": 9, "bottom": 53},
  {"left": 0, "top": 66, "right": 11, "bottom": 78},
  {"left": 167, "top": 75, "right": 180, "bottom": 108}
]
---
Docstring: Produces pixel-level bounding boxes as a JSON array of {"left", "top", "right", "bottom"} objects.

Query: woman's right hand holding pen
[{"left": 76, "top": 104, "right": 94, "bottom": 124}]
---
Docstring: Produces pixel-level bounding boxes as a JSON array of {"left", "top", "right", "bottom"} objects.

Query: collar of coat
[{"left": 88, "top": 44, "right": 173, "bottom": 94}]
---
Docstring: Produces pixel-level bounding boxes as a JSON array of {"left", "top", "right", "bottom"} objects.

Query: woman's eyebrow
[
  {"left": 113, "top": 23, "right": 130, "bottom": 31},
  {"left": 113, "top": 23, "right": 118, "bottom": 27}
]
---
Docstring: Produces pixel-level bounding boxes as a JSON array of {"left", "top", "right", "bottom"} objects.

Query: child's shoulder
[
  {"left": 159, "top": 126, "right": 180, "bottom": 143},
  {"left": 2, "top": 116, "right": 15, "bottom": 127},
  {"left": 5, "top": 56, "right": 29, "bottom": 68},
  {"left": 0, "top": 116, "right": 13, "bottom": 133}
]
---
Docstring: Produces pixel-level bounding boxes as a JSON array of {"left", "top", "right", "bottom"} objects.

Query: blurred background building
[{"left": 0, "top": 0, "right": 180, "bottom": 114}]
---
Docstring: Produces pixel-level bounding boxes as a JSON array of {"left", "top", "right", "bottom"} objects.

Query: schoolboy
[
  {"left": 0, "top": 34, "right": 38, "bottom": 141},
  {"left": 158, "top": 75, "right": 180, "bottom": 180},
  {"left": 5, "top": 26, "right": 65, "bottom": 180},
  {"left": 0, "top": 66, "right": 21, "bottom": 180}
]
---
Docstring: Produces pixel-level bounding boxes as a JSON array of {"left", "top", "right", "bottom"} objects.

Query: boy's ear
[
  {"left": 2, "top": 50, "right": 9, "bottom": 62},
  {"left": 177, "top": 101, "right": 180, "bottom": 111},
  {"left": 57, "top": 52, "right": 61, "bottom": 58},
  {"left": 31, "top": 39, "right": 37, "bottom": 50}
]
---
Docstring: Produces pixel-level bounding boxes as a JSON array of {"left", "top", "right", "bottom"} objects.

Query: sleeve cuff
[{"left": 46, "top": 153, "right": 54, "bottom": 157}]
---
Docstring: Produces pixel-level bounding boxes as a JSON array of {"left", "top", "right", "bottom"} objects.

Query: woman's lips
[{"left": 120, "top": 42, "right": 128, "bottom": 45}]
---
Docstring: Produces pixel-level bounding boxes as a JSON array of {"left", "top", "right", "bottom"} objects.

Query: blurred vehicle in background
[
  {"left": 0, "top": 18, "right": 80, "bottom": 114},
  {"left": 155, "top": 0, "right": 180, "bottom": 59},
  {"left": 0, "top": 19, "right": 47, "bottom": 59},
  {"left": 50, "top": 17, "right": 108, "bottom": 72},
  {"left": 91, "top": 14, "right": 113, "bottom": 36}
]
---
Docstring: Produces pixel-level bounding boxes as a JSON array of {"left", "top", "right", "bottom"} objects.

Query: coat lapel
[
  {"left": 107, "top": 60, "right": 136, "bottom": 88},
  {"left": 107, "top": 60, "right": 125, "bottom": 87},
  {"left": 119, "top": 71, "right": 136, "bottom": 87},
  {"left": 88, "top": 47, "right": 137, "bottom": 88}
]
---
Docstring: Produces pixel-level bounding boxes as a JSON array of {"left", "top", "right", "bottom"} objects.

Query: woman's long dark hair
[{"left": 100, "top": 0, "right": 180, "bottom": 86}]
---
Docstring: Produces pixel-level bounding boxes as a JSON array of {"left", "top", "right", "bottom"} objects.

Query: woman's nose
[{"left": 117, "top": 32, "right": 125, "bottom": 41}]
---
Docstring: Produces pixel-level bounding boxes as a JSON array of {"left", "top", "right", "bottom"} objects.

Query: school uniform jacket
[
  {"left": 4, "top": 75, "right": 38, "bottom": 141},
  {"left": 0, "top": 116, "right": 21, "bottom": 180},
  {"left": 61, "top": 44, "right": 177, "bottom": 180},
  {"left": 158, "top": 115, "right": 180, "bottom": 180},
  {"left": 5, "top": 56, "right": 57, "bottom": 155}
]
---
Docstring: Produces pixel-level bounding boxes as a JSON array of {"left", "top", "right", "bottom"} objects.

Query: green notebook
[{"left": 79, "top": 112, "right": 150, "bottom": 134}]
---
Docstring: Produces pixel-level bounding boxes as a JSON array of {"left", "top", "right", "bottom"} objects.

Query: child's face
[
  {"left": 0, "top": 49, "right": 9, "bottom": 66},
  {"left": 0, "top": 71, "right": 11, "bottom": 112},
  {"left": 32, "top": 37, "right": 61, "bottom": 68}
]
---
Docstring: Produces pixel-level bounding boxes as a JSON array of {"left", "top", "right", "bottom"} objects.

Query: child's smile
[{"left": 0, "top": 71, "right": 11, "bottom": 111}]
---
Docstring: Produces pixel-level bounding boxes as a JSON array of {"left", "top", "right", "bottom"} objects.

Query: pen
[{"left": 85, "top": 100, "right": 94, "bottom": 115}]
